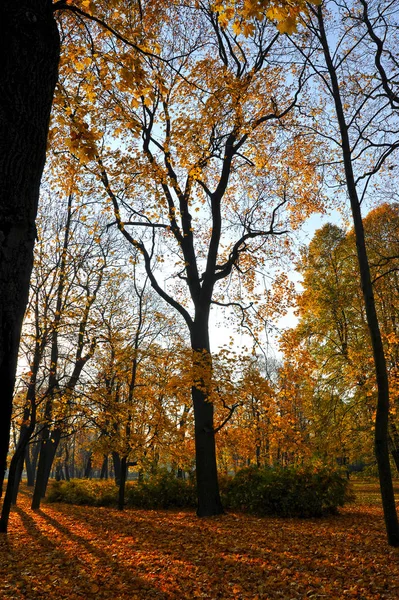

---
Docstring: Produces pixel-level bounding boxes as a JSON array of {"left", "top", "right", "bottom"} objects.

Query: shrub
[
  {"left": 222, "top": 465, "right": 353, "bottom": 518},
  {"left": 125, "top": 470, "right": 197, "bottom": 509},
  {"left": 47, "top": 471, "right": 197, "bottom": 510},
  {"left": 47, "top": 466, "right": 352, "bottom": 518},
  {"left": 47, "top": 479, "right": 118, "bottom": 506}
]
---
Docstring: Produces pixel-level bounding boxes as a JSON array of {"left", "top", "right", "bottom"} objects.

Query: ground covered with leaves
[{"left": 0, "top": 482, "right": 398, "bottom": 599}]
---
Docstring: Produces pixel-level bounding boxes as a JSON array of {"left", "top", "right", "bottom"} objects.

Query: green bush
[
  {"left": 125, "top": 470, "right": 197, "bottom": 509},
  {"left": 222, "top": 465, "right": 353, "bottom": 517},
  {"left": 47, "top": 479, "right": 118, "bottom": 506},
  {"left": 47, "top": 466, "right": 352, "bottom": 518},
  {"left": 47, "top": 471, "right": 197, "bottom": 510}
]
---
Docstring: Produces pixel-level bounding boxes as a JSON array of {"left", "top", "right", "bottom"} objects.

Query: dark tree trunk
[
  {"left": 25, "top": 448, "right": 35, "bottom": 486},
  {"left": 84, "top": 452, "right": 92, "bottom": 479},
  {"left": 0, "top": 439, "right": 30, "bottom": 532},
  {"left": 41, "top": 428, "right": 61, "bottom": 492},
  {"left": 11, "top": 453, "right": 25, "bottom": 505},
  {"left": 64, "top": 445, "right": 70, "bottom": 481},
  {"left": 34, "top": 352, "right": 96, "bottom": 499},
  {"left": 0, "top": 394, "right": 37, "bottom": 532},
  {"left": 11, "top": 404, "right": 31, "bottom": 505},
  {"left": 0, "top": 0, "right": 60, "bottom": 495},
  {"left": 28, "top": 440, "right": 40, "bottom": 486},
  {"left": 118, "top": 456, "right": 127, "bottom": 510},
  {"left": 70, "top": 441, "right": 75, "bottom": 479},
  {"left": 112, "top": 451, "right": 121, "bottom": 486},
  {"left": 31, "top": 430, "right": 52, "bottom": 509},
  {"left": 389, "top": 421, "right": 399, "bottom": 474},
  {"left": 55, "top": 463, "right": 64, "bottom": 481},
  {"left": 389, "top": 436, "right": 399, "bottom": 474},
  {"left": 192, "top": 385, "right": 223, "bottom": 516},
  {"left": 190, "top": 319, "right": 223, "bottom": 517},
  {"left": 317, "top": 5, "right": 399, "bottom": 547},
  {"left": 256, "top": 445, "right": 261, "bottom": 468},
  {"left": 12, "top": 377, "right": 40, "bottom": 502},
  {"left": 350, "top": 194, "right": 399, "bottom": 546},
  {"left": 100, "top": 454, "right": 108, "bottom": 480}
]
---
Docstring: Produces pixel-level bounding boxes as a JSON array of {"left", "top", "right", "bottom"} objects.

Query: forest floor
[{"left": 0, "top": 481, "right": 398, "bottom": 599}]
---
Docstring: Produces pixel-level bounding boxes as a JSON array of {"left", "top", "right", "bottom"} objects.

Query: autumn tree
[
  {"left": 29, "top": 193, "right": 113, "bottom": 511},
  {"left": 285, "top": 223, "right": 372, "bottom": 465},
  {"left": 51, "top": 0, "right": 323, "bottom": 516},
  {"left": 0, "top": 0, "right": 321, "bottom": 525},
  {"left": 87, "top": 266, "right": 169, "bottom": 509},
  {"left": 88, "top": 336, "right": 195, "bottom": 490},
  {"left": 288, "top": 204, "right": 399, "bottom": 470},
  {"left": 287, "top": 0, "right": 399, "bottom": 546},
  {"left": 0, "top": 187, "right": 113, "bottom": 527},
  {"left": 216, "top": 352, "right": 310, "bottom": 470}
]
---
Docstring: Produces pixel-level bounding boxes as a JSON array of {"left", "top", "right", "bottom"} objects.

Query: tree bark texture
[
  {"left": 112, "top": 451, "right": 121, "bottom": 486},
  {"left": 26, "top": 442, "right": 39, "bottom": 486},
  {"left": 0, "top": 0, "right": 60, "bottom": 493},
  {"left": 118, "top": 456, "right": 127, "bottom": 510},
  {"left": 389, "top": 422, "right": 399, "bottom": 474},
  {"left": 100, "top": 455, "right": 108, "bottom": 479},
  {"left": 190, "top": 318, "right": 223, "bottom": 517}
]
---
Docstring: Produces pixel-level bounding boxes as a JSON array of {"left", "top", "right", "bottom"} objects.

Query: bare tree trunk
[
  {"left": 190, "top": 319, "right": 223, "bottom": 517},
  {"left": 25, "top": 449, "right": 35, "bottom": 486},
  {"left": 389, "top": 422, "right": 399, "bottom": 474},
  {"left": 11, "top": 403, "right": 31, "bottom": 505},
  {"left": 0, "top": 389, "right": 37, "bottom": 532},
  {"left": 31, "top": 414, "right": 52, "bottom": 509},
  {"left": 118, "top": 456, "right": 127, "bottom": 510},
  {"left": 0, "top": 0, "right": 60, "bottom": 496},
  {"left": 84, "top": 452, "right": 92, "bottom": 479},
  {"left": 64, "top": 444, "right": 70, "bottom": 481},
  {"left": 11, "top": 454, "right": 25, "bottom": 505},
  {"left": 100, "top": 454, "right": 108, "bottom": 480},
  {"left": 112, "top": 452, "right": 121, "bottom": 486}
]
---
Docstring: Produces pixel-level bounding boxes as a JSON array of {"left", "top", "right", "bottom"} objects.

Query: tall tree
[
  {"left": 1, "top": 188, "right": 111, "bottom": 525},
  {"left": 0, "top": 0, "right": 322, "bottom": 521},
  {"left": 0, "top": 0, "right": 60, "bottom": 494},
  {"left": 52, "top": 2, "right": 321, "bottom": 515},
  {"left": 286, "top": 0, "right": 399, "bottom": 547},
  {"left": 288, "top": 204, "right": 399, "bottom": 469}
]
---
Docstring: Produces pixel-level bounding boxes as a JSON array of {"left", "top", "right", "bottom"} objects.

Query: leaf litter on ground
[{"left": 0, "top": 482, "right": 398, "bottom": 599}]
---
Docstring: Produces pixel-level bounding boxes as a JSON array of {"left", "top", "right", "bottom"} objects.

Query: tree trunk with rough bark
[
  {"left": 84, "top": 452, "right": 92, "bottom": 479},
  {"left": 26, "top": 449, "right": 35, "bottom": 486},
  {"left": 112, "top": 451, "right": 121, "bottom": 486},
  {"left": 0, "top": 390, "right": 37, "bottom": 532},
  {"left": 118, "top": 456, "right": 127, "bottom": 511},
  {"left": 190, "top": 316, "right": 223, "bottom": 517},
  {"left": 0, "top": 1, "right": 60, "bottom": 495},
  {"left": 389, "top": 422, "right": 399, "bottom": 474},
  {"left": 100, "top": 455, "right": 109, "bottom": 480}
]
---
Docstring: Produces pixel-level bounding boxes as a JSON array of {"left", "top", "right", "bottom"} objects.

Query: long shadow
[
  {"left": 12, "top": 484, "right": 399, "bottom": 598},
  {"left": 1, "top": 506, "right": 90, "bottom": 600},
  {"left": 14, "top": 504, "right": 168, "bottom": 600},
  {"left": 44, "top": 502, "right": 397, "bottom": 598}
]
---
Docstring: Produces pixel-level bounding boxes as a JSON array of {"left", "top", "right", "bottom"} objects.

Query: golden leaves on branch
[
  {"left": 213, "top": 0, "right": 322, "bottom": 35},
  {"left": 65, "top": 119, "right": 102, "bottom": 164}
]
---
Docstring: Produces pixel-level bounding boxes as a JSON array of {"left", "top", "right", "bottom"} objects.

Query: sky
[{"left": 208, "top": 205, "right": 346, "bottom": 358}]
